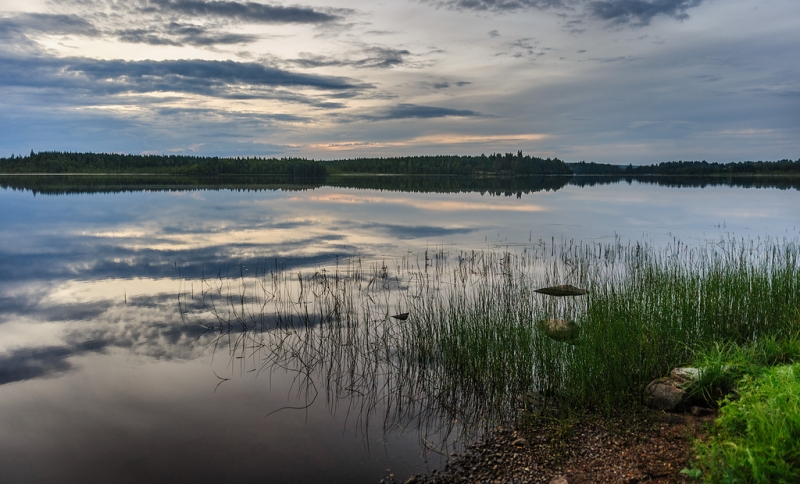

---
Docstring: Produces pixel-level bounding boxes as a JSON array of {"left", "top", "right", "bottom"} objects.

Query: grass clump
[
  {"left": 557, "top": 239, "right": 800, "bottom": 414},
  {"left": 688, "top": 333, "right": 800, "bottom": 406},
  {"left": 691, "top": 363, "right": 800, "bottom": 483},
  {"left": 401, "top": 238, "right": 800, "bottom": 418}
]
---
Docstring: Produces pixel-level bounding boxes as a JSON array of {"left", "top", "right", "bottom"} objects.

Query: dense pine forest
[
  {"left": 0, "top": 151, "right": 571, "bottom": 176},
  {"left": 0, "top": 151, "right": 327, "bottom": 177},
  {"left": 324, "top": 152, "right": 572, "bottom": 175},
  {"left": 569, "top": 159, "right": 800, "bottom": 176},
  {"left": 1, "top": 151, "right": 798, "bottom": 176}
]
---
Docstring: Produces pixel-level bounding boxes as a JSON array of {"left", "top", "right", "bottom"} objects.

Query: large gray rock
[
  {"left": 670, "top": 367, "right": 701, "bottom": 386},
  {"left": 643, "top": 377, "right": 686, "bottom": 411}
]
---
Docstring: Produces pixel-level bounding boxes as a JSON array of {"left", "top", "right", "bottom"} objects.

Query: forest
[
  {"left": 324, "top": 152, "right": 572, "bottom": 175},
  {"left": 569, "top": 159, "right": 800, "bottom": 176},
  {"left": 0, "top": 151, "right": 571, "bottom": 176},
  {"left": 0, "top": 151, "right": 327, "bottom": 177},
  {"left": 1, "top": 151, "right": 799, "bottom": 177}
]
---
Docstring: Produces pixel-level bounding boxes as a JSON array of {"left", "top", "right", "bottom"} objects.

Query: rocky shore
[{"left": 397, "top": 408, "right": 714, "bottom": 484}]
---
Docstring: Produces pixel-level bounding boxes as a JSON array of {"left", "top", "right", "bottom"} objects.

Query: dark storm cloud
[
  {"left": 154, "top": 106, "right": 309, "bottom": 122},
  {"left": 430, "top": 0, "right": 565, "bottom": 12},
  {"left": 0, "top": 13, "right": 99, "bottom": 37},
  {"left": 587, "top": 0, "right": 704, "bottom": 25},
  {"left": 364, "top": 103, "right": 480, "bottom": 120},
  {"left": 0, "top": 12, "right": 99, "bottom": 50},
  {"left": 430, "top": 0, "right": 704, "bottom": 27},
  {"left": 0, "top": 54, "right": 372, "bottom": 99},
  {"left": 144, "top": 0, "right": 343, "bottom": 24},
  {"left": 290, "top": 47, "right": 412, "bottom": 69},
  {"left": 430, "top": 80, "right": 470, "bottom": 89},
  {"left": 115, "top": 22, "right": 258, "bottom": 46}
]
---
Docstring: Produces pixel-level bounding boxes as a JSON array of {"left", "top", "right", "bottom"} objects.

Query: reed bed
[{"left": 179, "top": 237, "right": 800, "bottom": 441}]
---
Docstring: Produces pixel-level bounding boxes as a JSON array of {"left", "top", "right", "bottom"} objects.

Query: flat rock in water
[{"left": 534, "top": 284, "right": 588, "bottom": 296}]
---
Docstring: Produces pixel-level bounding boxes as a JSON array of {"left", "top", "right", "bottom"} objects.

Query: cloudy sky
[{"left": 0, "top": 0, "right": 797, "bottom": 163}]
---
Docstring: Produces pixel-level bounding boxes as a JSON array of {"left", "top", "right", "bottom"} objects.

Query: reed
[{"left": 179, "top": 236, "right": 800, "bottom": 441}]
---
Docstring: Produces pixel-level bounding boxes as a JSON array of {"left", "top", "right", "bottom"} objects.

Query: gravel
[{"left": 398, "top": 408, "right": 715, "bottom": 483}]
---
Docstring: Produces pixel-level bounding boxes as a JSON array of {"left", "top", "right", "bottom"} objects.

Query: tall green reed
[{"left": 180, "top": 237, "right": 800, "bottom": 441}]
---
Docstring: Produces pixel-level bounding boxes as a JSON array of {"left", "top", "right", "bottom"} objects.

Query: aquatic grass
[
  {"left": 179, "top": 237, "right": 800, "bottom": 445},
  {"left": 549, "top": 238, "right": 800, "bottom": 413}
]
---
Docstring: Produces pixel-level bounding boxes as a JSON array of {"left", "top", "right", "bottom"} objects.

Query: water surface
[{"left": 1, "top": 175, "right": 798, "bottom": 483}]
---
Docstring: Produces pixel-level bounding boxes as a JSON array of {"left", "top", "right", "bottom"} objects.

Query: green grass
[
  {"left": 690, "top": 362, "right": 800, "bottom": 483},
  {"left": 687, "top": 334, "right": 800, "bottom": 406}
]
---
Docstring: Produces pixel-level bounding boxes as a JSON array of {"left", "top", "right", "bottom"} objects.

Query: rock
[
  {"left": 660, "top": 414, "right": 685, "bottom": 424},
  {"left": 643, "top": 377, "right": 686, "bottom": 411},
  {"left": 691, "top": 406, "right": 714, "bottom": 417},
  {"left": 536, "top": 318, "right": 579, "bottom": 343},
  {"left": 549, "top": 476, "right": 570, "bottom": 484},
  {"left": 670, "top": 367, "right": 701, "bottom": 385},
  {"left": 511, "top": 437, "right": 529, "bottom": 448},
  {"left": 534, "top": 285, "right": 588, "bottom": 296}
]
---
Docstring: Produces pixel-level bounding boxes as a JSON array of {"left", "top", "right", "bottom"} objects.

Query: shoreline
[{"left": 399, "top": 408, "right": 715, "bottom": 484}]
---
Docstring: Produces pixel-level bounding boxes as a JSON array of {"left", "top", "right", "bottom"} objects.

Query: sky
[{"left": 0, "top": 0, "right": 798, "bottom": 163}]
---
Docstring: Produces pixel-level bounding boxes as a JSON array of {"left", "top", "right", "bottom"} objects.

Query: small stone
[
  {"left": 549, "top": 476, "right": 570, "bottom": 484},
  {"left": 691, "top": 406, "right": 714, "bottom": 417},
  {"left": 661, "top": 414, "right": 685, "bottom": 424},
  {"left": 512, "top": 437, "right": 529, "bottom": 448}
]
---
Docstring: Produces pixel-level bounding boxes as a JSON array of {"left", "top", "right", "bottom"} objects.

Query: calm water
[{"left": 1, "top": 176, "right": 798, "bottom": 483}]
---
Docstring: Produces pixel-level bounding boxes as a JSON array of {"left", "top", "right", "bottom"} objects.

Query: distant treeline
[
  {"left": 569, "top": 159, "right": 800, "bottom": 176},
  {"left": 2, "top": 152, "right": 799, "bottom": 177},
  {"left": 0, "top": 151, "right": 571, "bottom": 176},
  {"left": 325, "top": 152, "right": 572, "bottom": 175},
  {"left": 0, "top": 151, "right": 326, "bottom": 177}
]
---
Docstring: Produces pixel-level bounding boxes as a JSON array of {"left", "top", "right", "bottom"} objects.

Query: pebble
[
  {"left": 512, "top": 437, "right": 530, "bottom": 448},
  {"left": 691, "top": 405, "right": 714, "bottom": 417}
]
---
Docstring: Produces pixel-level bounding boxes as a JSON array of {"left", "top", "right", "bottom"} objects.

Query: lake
[{"left": 1, "top": 175, "right": 798, "bottom": 483}]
